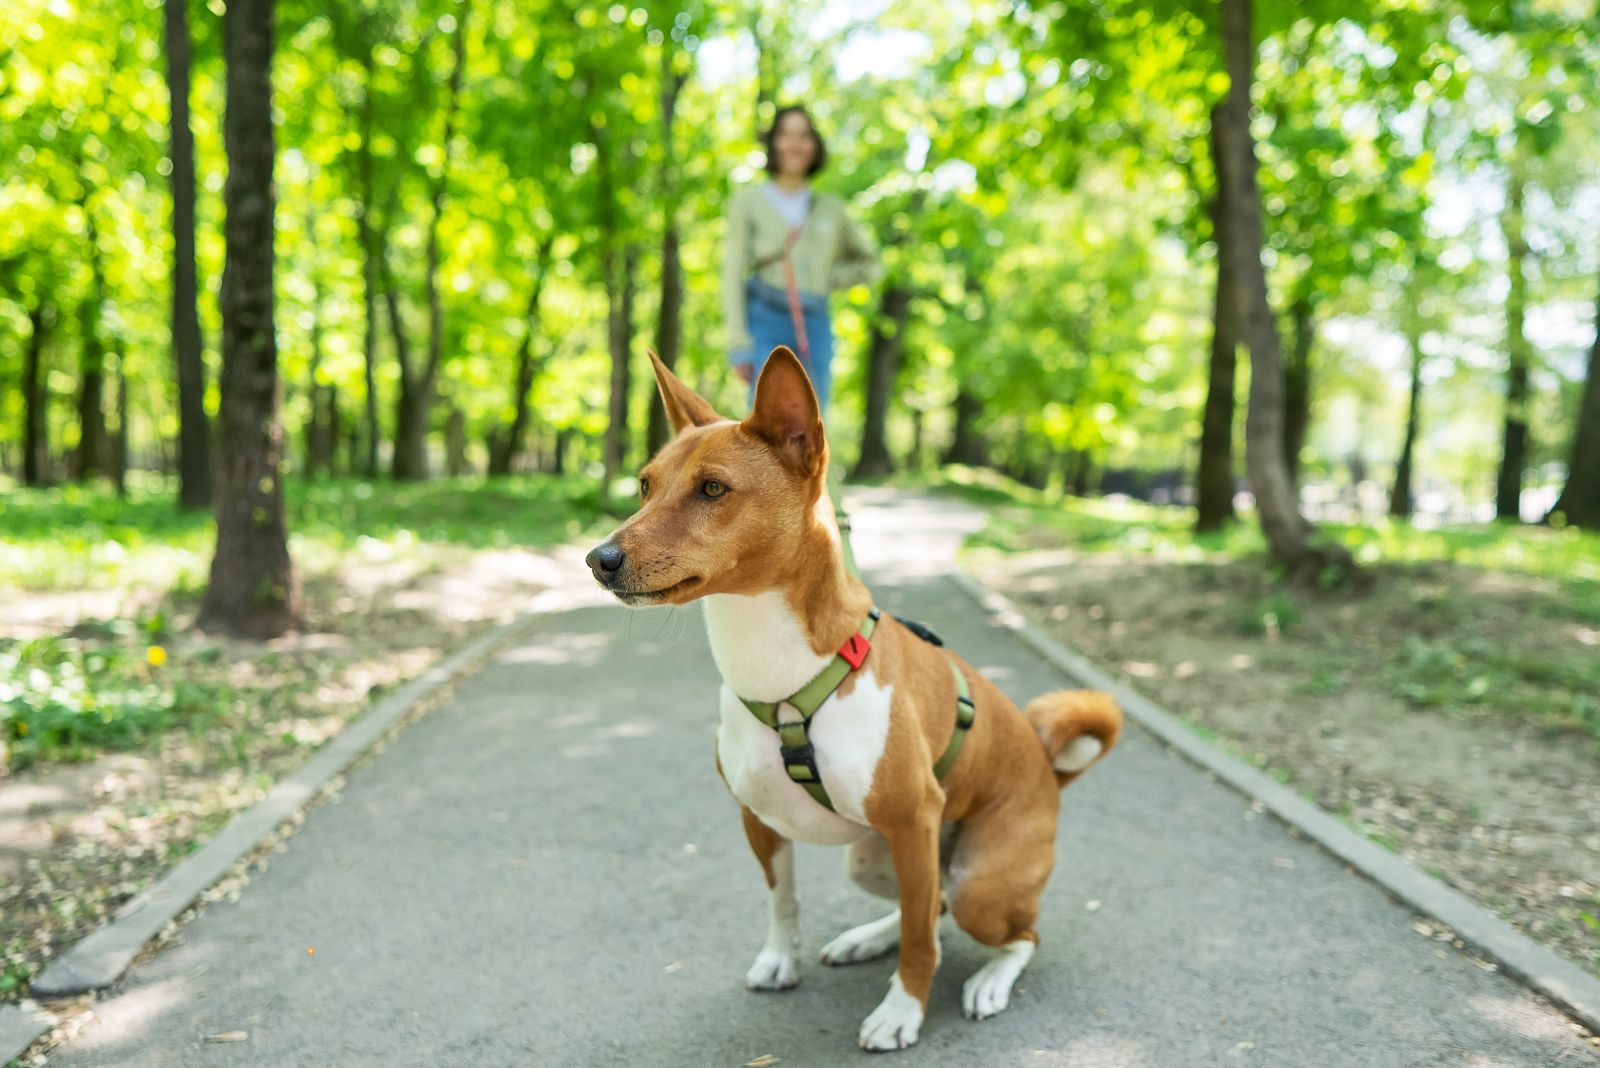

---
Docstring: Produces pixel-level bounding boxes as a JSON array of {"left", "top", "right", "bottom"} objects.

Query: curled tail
[{"left": 1024, "top": 690, "right": 1123, "bottom": 786}]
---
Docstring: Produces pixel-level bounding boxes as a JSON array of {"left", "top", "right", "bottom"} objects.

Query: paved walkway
[{"left": 45, "top": 493, "right": 1598, "bottom": 1066}]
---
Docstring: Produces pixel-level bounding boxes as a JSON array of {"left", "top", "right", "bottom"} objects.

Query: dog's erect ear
[
  {"left": 742, "top": 346, "right": 825, "bottom": 477},
  {"left": 649, "top": 350, "right": 723, "bottom": 435}
]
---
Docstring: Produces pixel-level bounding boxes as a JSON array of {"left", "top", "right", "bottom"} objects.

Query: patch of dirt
[
  {"left": 975, "top": 548, "right": 1600, "bottom": 977},
  {"left": 0, "top": 543, "right": 572, "bottom": 1004}
]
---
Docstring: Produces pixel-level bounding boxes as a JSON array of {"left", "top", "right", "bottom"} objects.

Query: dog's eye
[
  {"left": 639, "top": 477, "right": 650, "bottom": 500},
  {"left": 701, "top": 480, "right": 727, "bottom": 499}
]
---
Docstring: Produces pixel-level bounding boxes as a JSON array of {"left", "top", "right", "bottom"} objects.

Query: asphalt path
[{"left": 44, "top": 492, "right": 1598, "bottom": 1067}]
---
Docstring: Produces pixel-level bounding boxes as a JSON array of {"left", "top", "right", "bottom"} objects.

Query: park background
[{"left": 1, "top": 0, "right": 1599, "bottom": 1037}]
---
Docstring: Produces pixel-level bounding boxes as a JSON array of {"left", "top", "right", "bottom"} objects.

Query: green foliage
[
  {"left": 1388, "top": 632, "right": 1600, "bottom": 735},
  {"left": 1238, "top": 593, "right": 1300, "bottom": 636},
  {"left": 0, "top": 473, "right": 610, "bottom": 593},
  {"left": 0, "top": 630, "right": 220, "bottom": 770},
  {"left": 0, "top": 473, "right": 610, "bottom": 773},
  {"left": 952, "top": 468, "right": 1600, "bottom": 741},
  {"left": 946, "top": 464, "right": 1600, "bottom": 584},
  {"left": 0, "top": 0, "right": 1595, "bottom": 510}
]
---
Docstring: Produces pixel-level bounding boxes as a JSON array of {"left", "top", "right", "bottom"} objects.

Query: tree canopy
[{"left": 2, "top": 0, "right": 1598, "bottom": 558}]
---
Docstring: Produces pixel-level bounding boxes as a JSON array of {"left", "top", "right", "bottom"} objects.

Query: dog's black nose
[{"left": 585, "top": 542, "right": 626, "bottom": 581}]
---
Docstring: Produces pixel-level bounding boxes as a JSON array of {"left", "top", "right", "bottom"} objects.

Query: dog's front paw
[
  {"left": 858, "top": 975, "right": 923, "bottom": 1051},
  {"left": 744, "top": 948, "right": 799, "bottom": 991}
]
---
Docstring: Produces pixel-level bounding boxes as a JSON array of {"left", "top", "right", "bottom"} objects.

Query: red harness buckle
[{"left": 838, "top": 633, "right": 871, "bottom": 670}]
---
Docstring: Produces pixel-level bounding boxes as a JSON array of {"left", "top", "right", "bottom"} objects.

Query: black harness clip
[{"left": 780, "top": 740, "right": 822, "bottom": 784}]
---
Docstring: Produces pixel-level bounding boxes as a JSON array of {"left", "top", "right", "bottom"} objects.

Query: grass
[
  {"left": 0, "top": 473, "right": 611, "bottom": 594},
  {"left": 923, "top": 464, "right": 1600, "bottom": 744},
  {"left": 926, "top": 464, "right": 1600, "bottom": 587},
  {"left": 0, "top": 473, "right": 613, "bottom": 771}
]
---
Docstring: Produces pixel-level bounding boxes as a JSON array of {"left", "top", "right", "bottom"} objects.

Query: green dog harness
[{"left": 737, "top": 607, "right": 976, "bottom": 812}]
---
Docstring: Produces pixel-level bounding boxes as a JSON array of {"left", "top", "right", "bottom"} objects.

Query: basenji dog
[{"left": 586, "top": 347, "right": 1122, "bottom": 1051}]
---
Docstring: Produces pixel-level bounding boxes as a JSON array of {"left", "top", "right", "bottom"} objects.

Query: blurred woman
[{"left": 722, "top": 105, "right": 882, "bottom": 412}]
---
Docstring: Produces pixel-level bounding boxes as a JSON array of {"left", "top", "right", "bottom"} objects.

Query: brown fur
[
  {"left": 1025, "top": 690, "right": 1124, "bottom": 787},
  {"left": 605, "top": 348, "right": 1123, "bottom": 1016}
]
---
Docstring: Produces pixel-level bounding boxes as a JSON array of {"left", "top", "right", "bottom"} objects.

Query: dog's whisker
[{"left": 652, "top": 606, "right": 675, "bottom": 641}]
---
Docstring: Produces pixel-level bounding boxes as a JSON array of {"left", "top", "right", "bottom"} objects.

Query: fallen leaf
[
  {"left": 206, "top": 1031, "right": 248, "bottom": 1043},
  {"left": 1085, "top": 900, "right": 1102, "bottom": 912},
  {"left": 745, "top": 1056, "right": 780, "bottom": 1067}
]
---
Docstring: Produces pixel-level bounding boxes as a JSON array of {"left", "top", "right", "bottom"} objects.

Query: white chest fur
[{"left": 705, "top": 592, "right": 892, "bottom": 845}]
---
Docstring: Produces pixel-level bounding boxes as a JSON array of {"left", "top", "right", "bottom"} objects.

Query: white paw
[
  {"left": 744, "top": 948, "right": 799, "bottom": 991},
  {"left": 962, "top": 940, "right": 1035, "bottom": 1020},
  {"left": 858, "top": 974, "right": 924, "bottom": 1051},
  {"left": 821, "top": 910, "right": 900, "bottom": 966}
]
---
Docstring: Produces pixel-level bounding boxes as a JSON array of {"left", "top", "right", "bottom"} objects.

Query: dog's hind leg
[
  {"left": 820, "top": 907, "right": 900, "bottom": 965},
  {"left": 822, "top": 835, "right": 899, "bottom": 965},
  {"left": 948, "top": 800, "right": 1056, "bottom": 1020},
  {"left": 740, "top": 806, "right": 800, "bottom": 991},
  {"left": 845, "top": 831, "right": 899, "bottom": 899}
]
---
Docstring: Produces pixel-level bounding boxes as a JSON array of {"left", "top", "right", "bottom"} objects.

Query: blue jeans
[{"left": 732, "top": 278, "right": 835, "bottom": 412}]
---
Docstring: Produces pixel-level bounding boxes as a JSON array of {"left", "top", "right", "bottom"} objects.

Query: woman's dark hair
[{"left": 763, "top": 105, "right": 827, "bottom": 177}]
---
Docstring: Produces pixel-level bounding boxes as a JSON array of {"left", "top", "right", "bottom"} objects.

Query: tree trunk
[
  {"left": 310, "top": 385, "right": 339, "bottom": 476},
  {"left": 909, "top": 407, "right": 925, "bottom": 470},
  {"left": 1196, "top": 126, "right": 1238, "bottom": 533},
  {"left": 750, "top": 8, "right": 779, "bottom": 139},
  {"left": 346, "top": 408, "right": 362, "bottom": 474},
  {"left": 945, "top": 385, "right": 989, "bottom": 467},
  {"left": 1549, "top": 278, "right": 1600, "bottom": 528},
  {"left": 602, "top": 242, "right": 638, "bottom": 492},
  {"left": 552, "top": 428, "right": 569, "bottom": 476},
  {"left": 648, "top": 222, "right": 684, "bottom": 457},
  {"left": 199, "top": 0, "right": 295, "bottom": 639},
  {"left": 853, "top": 285, "right": 912, "bottom": 479},
  {"left": 1214, "top": 0, "right": 1352, "bottom": 579},
  {"left": 391, "top": 8, "right": 468, "bottom": 482},
  {"left": 72, "top": 317, "right": 109, "bottom": 480},
  {"left": 383, "top": 266, "right": 429, "bottom": 479},
  {"left": 303, "top": 250, "right": 330, "bottom": 477},
  {"left": 1067, "top": 449, "right": 1094, "bottom": 497},
  {"left": 72, "top": 201, "right": 111, "bottom": 482},
  {"left": 23, "top": 302, "right": 54, "bottom": 486},
  {"left": 648, "top": 57, "right": 689, "bottom": 457},
  {"left": 1497, "top": 175, "right": 1531, "bottom": 522},
  {"left": 1389, "top": 327, "right": 1425, "bottom": 519},
  {"left": 358, "top": 38, "right": 382, "bottom": 479},
  {"left": 444, "top": 406, "right": 468, "bottom": 476},
  {"left": 165, "top": 0, "right": 213, "bottom": 508},
  {"left": 490, "top": 240, "right": 551, "bottom": 477},
  {"left": 1284, "top": 297, "right": 1314, "bottom": 488},
  {"left": 595, "top": 119, "right": 636, "bottom": 498},
  {"left": 112, "top": 351, "right": 128, "bottom": 496}
]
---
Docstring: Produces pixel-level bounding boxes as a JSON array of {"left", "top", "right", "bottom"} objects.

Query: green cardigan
[{"left": 721, "top": 182, "right": 883, "bottom": 357}]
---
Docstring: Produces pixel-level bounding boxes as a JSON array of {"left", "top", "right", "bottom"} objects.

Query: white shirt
[{"left": 763, "top": 182, "right": 811, "bottom": 229}]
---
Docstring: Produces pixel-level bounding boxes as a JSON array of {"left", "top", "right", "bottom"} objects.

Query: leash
[{"left": 779, "top": 224, "right": 812, "bottom": 367}]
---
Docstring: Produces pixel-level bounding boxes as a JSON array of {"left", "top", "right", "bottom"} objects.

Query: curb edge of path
[
  {"left": 947, "top": 568, "right": 1600, "bottom": 1037},
  {"left": 2, "top": 585, "right": 584, "bottom": 1066}
]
